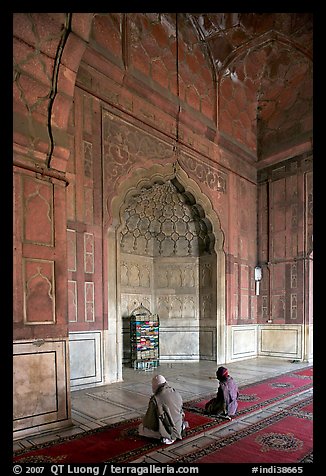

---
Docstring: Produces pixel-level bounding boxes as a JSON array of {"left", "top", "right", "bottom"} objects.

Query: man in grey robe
[{"left": 138, "top": 374, "right": 187, "bottom": 445}]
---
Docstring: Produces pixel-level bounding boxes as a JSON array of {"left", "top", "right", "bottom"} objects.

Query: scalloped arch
[
  {"left": 105, "top": 161, "right": 227, "bottom": 382},
  {"left": 110, "top": 162, "right": 225, "bottom": 253}
]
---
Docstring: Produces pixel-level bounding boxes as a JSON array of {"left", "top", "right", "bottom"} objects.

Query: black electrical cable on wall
[{"left": 175, "top": 13, "right": 181, "bottom": 154}]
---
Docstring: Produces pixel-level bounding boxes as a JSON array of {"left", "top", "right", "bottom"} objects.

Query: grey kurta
[
  {"left": 142, "top": 383, "right": 184, "bottom": 440},
  {"left": 205, "top": 375, "right": 239, "bottom": 416}
]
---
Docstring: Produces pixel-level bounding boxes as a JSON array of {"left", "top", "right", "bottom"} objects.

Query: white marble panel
[
  {"left": 69, "top": 331, "right": 102, "bottom": 387},
  {"left": 199, "top": 328, "right": 216, "bottom": 359},
  {"left": 13, "top": 339, "right": 70, "bottom": 438},
  {"left": 258, "top": 324, "right": 302, "bottom": 358},
  {"left": 160, "top": 328, "right": 199, "bottom": 359},
  {"left": 14, "top": 351, "right": 57, "bottom": 418},
  {"left": 228, "top": 325, "right": 258, "bottom": 361}
]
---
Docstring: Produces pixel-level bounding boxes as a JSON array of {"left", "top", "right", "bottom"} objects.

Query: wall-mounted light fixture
[{"left": 254, "top": 265, "right": 262, "bottom": 295}]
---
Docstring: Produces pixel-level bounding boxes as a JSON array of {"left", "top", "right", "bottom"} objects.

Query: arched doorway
[{"left": 105, "top": 163, "right": 225, "bottom": 382}]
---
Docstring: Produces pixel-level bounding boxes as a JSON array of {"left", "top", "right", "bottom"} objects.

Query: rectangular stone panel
[
  {"left": 230, "top": 325, "right": 257, "bottom": 358},
  {"left": 14, "top": 351, "right": 57, "bottom": 419},
  {"left": 68, "top": 280, "right": 77, "bottom": 322},
  {"left": 13, "top": 339, "right": 69, "bottom": 434},
  {"left": 66, "top": 180, "right": 76, "bottom": 221},
  {"left": 259, "top": 325, "right": 302, "bottom": 358},
  {"left": 23, "top": 176, "right": 54, "bottom": 246},
  {"left": 272, "top": 231, "right": 286, "bottom": 259},
  {"left": 159, "top": 328, "right": 199, "bottom": 359},
  {"left": 23, "top": 258, "right": 55, "bottom": 324},
  {"left": 84, "top": 232, "right": 94, "bottom": 273},
  {"left": 199, "top": 329, "right": 216, "bottom": 360},
  {"left": 69, "top": 332, "right": 102, "bottom": 387},
  {"left": 84, "top": 187, "right": 94, "bottom": 224},
  {"left": 67, "top": 228, "right": 77, "bottom": 271},
  {"left": 240, "top": 293, "right": 249, "bottom": 318},
  {"left": 85, "top": 281, "right": 95, "bottom": 322},
  {"left": 240, "top": 264, "right": 249, "bottom": 289},
  {"left": 272, "top": 263, "right": 285, "bottom": 290},
  {"left": 271, "top": 294, "right": 286, "bottom": 320}
]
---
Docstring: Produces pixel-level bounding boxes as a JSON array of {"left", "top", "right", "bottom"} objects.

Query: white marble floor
[{"left": 13, "top": 357, "right": 313, "bottom": 463}]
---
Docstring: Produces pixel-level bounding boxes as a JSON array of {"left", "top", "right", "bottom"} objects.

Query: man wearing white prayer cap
[{"left": 139, "top": 374, "right": 188, "bottom": 445}]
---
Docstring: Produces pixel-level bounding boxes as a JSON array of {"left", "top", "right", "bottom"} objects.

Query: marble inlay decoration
[
  {"left": 23, "top": 176, "right": 54, "bottom": 247},
  {"left": 68, "top": 280, "right": 77, "bottom": 322},
  {"left": 291, "top": 263, "right": 297, "bottom": 288},
  {"left": 179, "top": 152, "right": 227, "bottom": 193},
  {"left": 84, "top": 187, "right": 94, "bottom": 225},
  {"left": 83, "top": 140, "right": 93, "bottom": 179},
  {"left": 67, "top": 229, "right": 77, "bottom": 272},
  {"left": 84, "top": 282, "right": 95, "bottom": 322},
  {"left": 291, "top": 293, "right": 297, "bottom": 320},
  {"left": 23, "top": 258, "right": 55, "bottom": 325},
  {"left": 84, "top": 232, "right": 94, "bottom": 274}
]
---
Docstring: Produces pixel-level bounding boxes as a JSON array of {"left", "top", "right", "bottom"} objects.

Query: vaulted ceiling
[
  {"left": 93, "top": 12, "right": 312, "bottom": 162},
  {"left": 187, "top": 13, "right": 313, "bottom": 161},
  {"left": 13, "top": 12, "right": 313, "bottom": 171}
]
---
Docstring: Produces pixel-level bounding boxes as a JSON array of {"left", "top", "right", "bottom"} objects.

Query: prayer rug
[
  {"left": 173, "top": 395, "right": 313, "bottom": 464},
  {"left": 13, "top": 410, "right": 220, "bottom": 464},
  {"left": 13, "top": 366, "right": 312, "bottom": 464},
  {"left": 183, "top": 366, "right": 313, "bottom": 418}
]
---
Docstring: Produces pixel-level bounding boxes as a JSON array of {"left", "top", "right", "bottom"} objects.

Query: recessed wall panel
[
  {"left": 69, "top": 332, "right": 102, "bottom": 387},
  {"left": 259, "top": 325, "right": 302, "bottom": 358},
  {"left": 13, "top": 339, "right": 70, "bottom": 436}
]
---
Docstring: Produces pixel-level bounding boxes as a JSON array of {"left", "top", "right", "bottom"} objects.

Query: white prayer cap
[{"left": 152, "top": 374, "right": 166, "bottom": 392}]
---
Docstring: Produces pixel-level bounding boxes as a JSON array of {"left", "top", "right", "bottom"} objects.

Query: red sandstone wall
[
  {"left": 13, "top": 13, "right": 92, "bottom": 342},
  {"left": 65, "top": 91, "right": 105, "bottom": 331},
  {"left": 13, "top": 168, "right": 68, "bottom": 340},
  {"left": 13, "top": 12, "right": 313, "bottom": 341},
  {"left": 227, "top": 175, "right": 257, "bottom": 324},
  {"left": 257, "top": 157, "right": 313, "bottom": 325},
  {"left": 12, "top": 11, "right": 313, "bottom": 438},
  {"left": 65, "top": 12, "right": 258, "bottom": 332}
]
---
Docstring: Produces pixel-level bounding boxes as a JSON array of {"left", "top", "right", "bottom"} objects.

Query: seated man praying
[
  {"left": 205, "top": 366, "right": 239, "bottom": 418},
  {"left": 139, "top": 374, "right": 188, "bottom": 445}
]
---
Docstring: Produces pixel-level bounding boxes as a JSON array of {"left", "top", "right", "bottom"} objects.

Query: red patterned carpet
[
  {"left": 184, "top": 366, "right": 313, "bottom": 417},
  {"left": 13, "top": 366, "right": 312, "bottom": 464},
  {"left": 13, "top": 411, "right": 218, "bottom": 464},
  {"left": 175, "top": 396, "right": 313, "bottom": 464}
]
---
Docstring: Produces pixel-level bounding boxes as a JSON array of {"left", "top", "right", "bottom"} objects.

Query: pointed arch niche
[{"left": 105, "top": 163, "right": 226, "bottom": 382}]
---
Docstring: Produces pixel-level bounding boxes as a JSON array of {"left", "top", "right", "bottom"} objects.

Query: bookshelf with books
[{"left": 130, "top": 304, "right": 159, "bottom": 371}]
